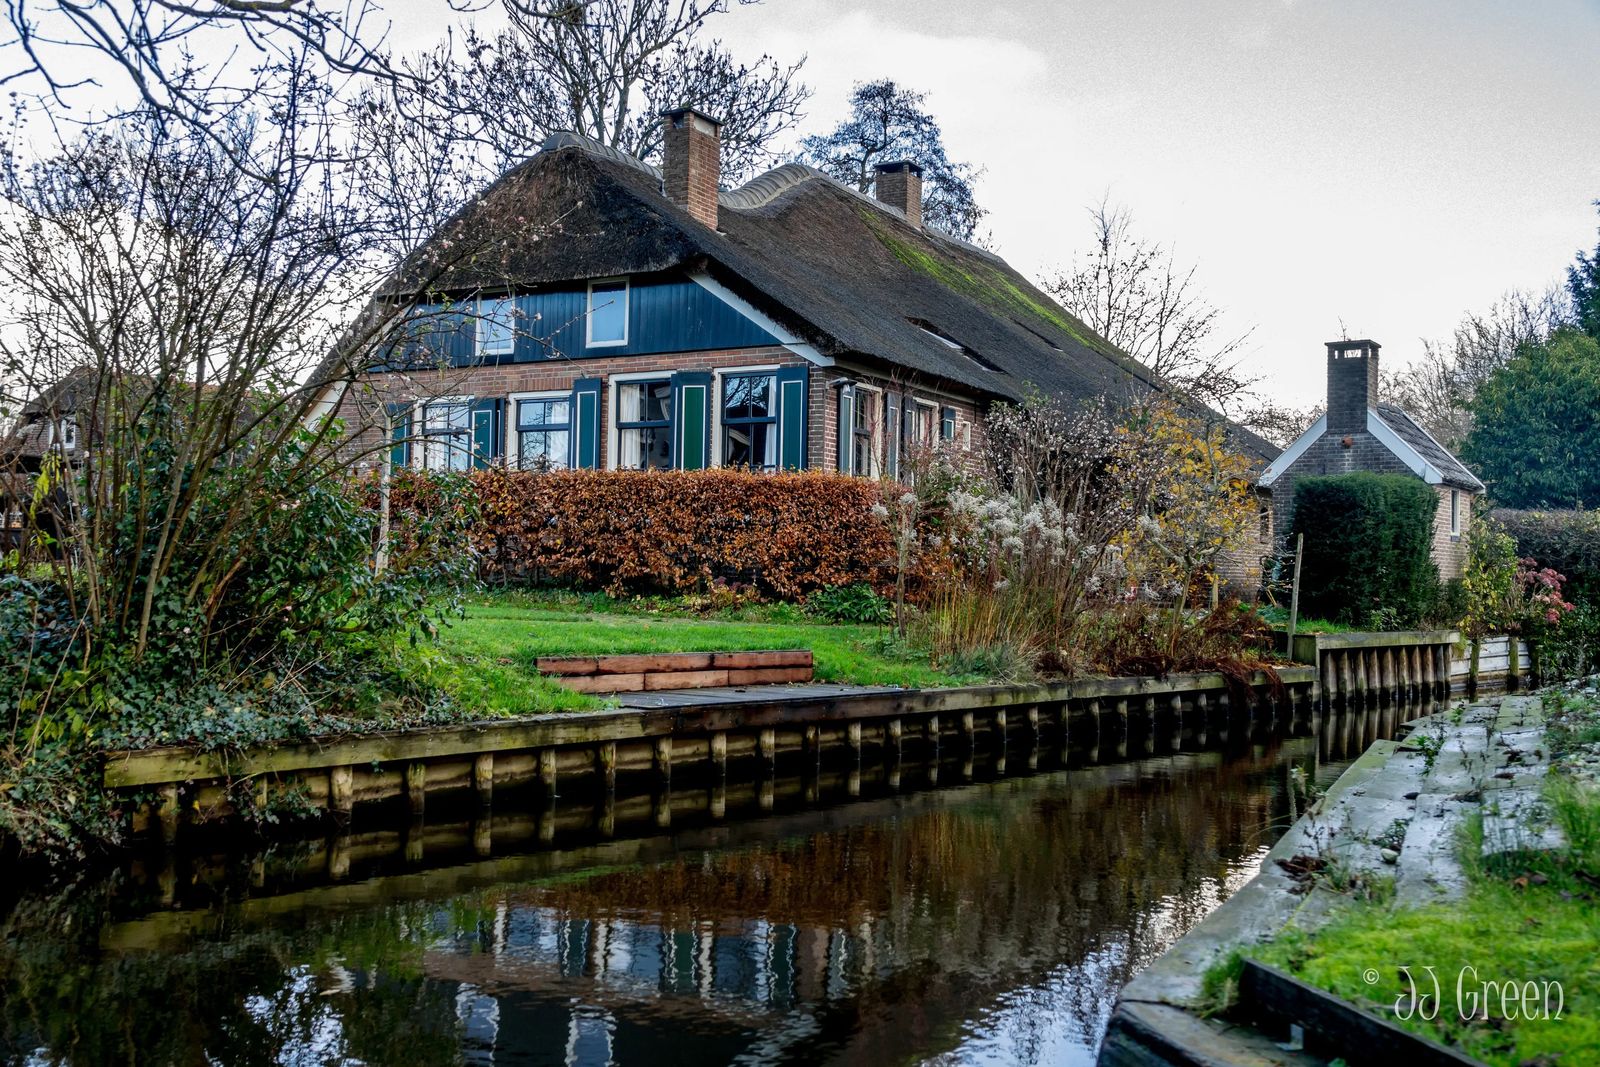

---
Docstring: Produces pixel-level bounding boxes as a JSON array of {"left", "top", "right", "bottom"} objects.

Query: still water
[{"left": 0, "top": 704, "right": 1411, "bottom": 1066}]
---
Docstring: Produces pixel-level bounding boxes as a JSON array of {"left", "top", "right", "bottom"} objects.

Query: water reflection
[{"left": 0, "top": 703, "right": 1421, "bottom": 1066}]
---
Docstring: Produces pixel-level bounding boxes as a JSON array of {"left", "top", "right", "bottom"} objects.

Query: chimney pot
[
  {"left": 874, "top": 160, "right": 924, "bottom": 229},
  {"left": 660, "top": 106, "right": 722, "bottom": 229},
  {"left": 1325, "top": 338, "right": 1380, "bottom": 435}
]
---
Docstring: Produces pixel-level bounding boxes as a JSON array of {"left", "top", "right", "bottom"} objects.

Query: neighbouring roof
[
  {"left": 1373, "top": 404, "right": 1485, "bottom": 492},
  {"left": 370, "top": 133, "right": 1280, "bottom": 463},
  {"left": 1257, "top": 406, "right": 1484, "bottom": 493}
]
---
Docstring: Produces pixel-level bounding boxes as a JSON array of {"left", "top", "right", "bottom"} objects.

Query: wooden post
[
  {"left": 888, "top": 717, "right": 904, "bottom": 754},
  {"left": 253, "top": 776, "right": 269, "bottom": 816},
  {"left": 1508, "top": 638, "right": 1522, "bottom": 691},
  {"left": 1026, "top": 706, "right": 1041, "bottom": 736},
  {"left": 405, "top": 761, "right": 426, "bottom": 817},
  {"left": 653, "top": 789, "right": 671, "bottom": 828},
  {"left": 710, "top": 731, "right": 728, "bottom": 775},
  {"left": 328, "top": 832, "right": 351, "bottom": 880},
  {"left": 597, "top": 742, "right": 617, "bottom": 792},
  {"left": 537, "top": 748, "right": 557, "bottom": 797},
  {"left": 598, "top": 793, "right": 615, "bottom": 838},
  {"left": 406, "top": 818, "right": 425, "bottom": 862},
  {"left": 326, "top": 764, "right": 352, "bottom": 812},
  {"left": 158, "top": 783, "right": 181, "bottom": 845},
  {"left": 654, "top": 736, "right": 673, "bottom": 783},
  {"left": 959, "top": 711, "right": 976, "bottom": 747},
  {"left": 1467, "top": 639, "right": 1479, "bottom": 696},
  {"left": 925, "top": 714, "right": 941, "bottom": 749},
  {"left": 846, "top": 721, "right": 863, "bottom": 760},
  {"left": 709, "top": 782, "right": 726, "bottom": 820},
  {"left": 1287, "top": 532, "right": 1304, "bottom": 644},
  {"left": 993, "top": 709, "right": 1007, "bottom": 750},
  {"left": 472, "top": 754, "right": 494, "bottom": 808},
  {"left": 473, "top": 815, "right": 492, "bottom": 857},
  {"left": 758, "top": 727, "right": 777, "bottom": 765},
  {"left": 804, "top": 724, "right": 821, "bottom": 762}
]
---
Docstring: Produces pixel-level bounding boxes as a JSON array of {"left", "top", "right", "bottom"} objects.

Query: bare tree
[
  {"left": 443, "top": 0, "right": 808, "bottom": 181},
  {"left": 1041, "top": 199, "right": 1255, "bottom": 415},
  {"left": 1384, "top": 285, "right": 1570, "bottom": 449},
  {"left": 1235, "top": 399, "right": 1322, "bottom": 449}
]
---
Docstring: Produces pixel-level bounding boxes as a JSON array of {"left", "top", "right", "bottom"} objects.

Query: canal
[{"left": 0, "top": 702, "right": 1416, "bottom": 1066}]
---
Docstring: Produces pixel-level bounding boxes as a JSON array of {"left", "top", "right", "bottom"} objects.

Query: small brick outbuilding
[{"left": 1257, "top": 340, "right": 1485, "bottom": 579}]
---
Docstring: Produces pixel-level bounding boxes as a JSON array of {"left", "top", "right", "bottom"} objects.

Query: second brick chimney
[
  {"left": 1326, "top": 338, "right": 1380, "bottom": 435},
  {"left": 661, "top": 106, "right": 721, "bottom": 230},
  {"left": 874, "top": 160, "right": 923, "bottom": 229}
]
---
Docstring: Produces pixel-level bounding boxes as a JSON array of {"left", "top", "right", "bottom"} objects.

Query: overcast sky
[{"left": 686, "top": 0, "right": 1600, "bottom": 406}]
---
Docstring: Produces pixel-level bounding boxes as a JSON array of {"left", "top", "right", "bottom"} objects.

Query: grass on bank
[
  {"left": 1210, "top": 690, "right": 1600, "bottom": 1065},
  {"left": 432, "top": 590, "right": 996, "bottom": 715}
]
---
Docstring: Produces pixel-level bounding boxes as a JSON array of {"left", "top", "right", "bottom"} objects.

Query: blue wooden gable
[{"left": 394, "top": 273, "right": 781, "bottom": 368}]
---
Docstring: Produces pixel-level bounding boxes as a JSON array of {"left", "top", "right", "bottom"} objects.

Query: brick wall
[{"left": 1432, "top": 485, "right": 1470, "bottom": 579}]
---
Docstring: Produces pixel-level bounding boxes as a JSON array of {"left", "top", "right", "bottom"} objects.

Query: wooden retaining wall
[
  {"left": 105, "top": 669, "right": 1316, "bottom": 841},
  {"left": 1286, "top": 630, "right": 1458, "bottom": 707}
]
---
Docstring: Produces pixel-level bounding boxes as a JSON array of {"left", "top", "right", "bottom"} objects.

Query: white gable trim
[
  {"left": 1257, "top": 414, "right": 1326, "bottom": 488},
  {"left": 689, "top": 270, "right": 832, "bottom": 366},
  {"left": 1366, "top": 409, "right": 1445, "bottom": 484},
  {"left": 303, "top": 379, "right": 348, "bottom": 428}
]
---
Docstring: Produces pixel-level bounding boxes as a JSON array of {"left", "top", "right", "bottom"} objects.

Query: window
[
  {"left": 514, "top": 395, "right": 570, "bottom": 470},
  {"left": 939, "top": 407, "right": 956, "bottom": 442},
  {"left": 586, "top": 279, "right": 628, "bottom": 347},
  {"left": 616, "top": 379, "right": 673, "bottom": 469},
  {"left": 1450, "top": 490, "right": 1461, "bottom": 537},
  {"left": 56, "top": 417, "right": 77, "bottom": 452},
  {"left": 419, "top": 399, "right": 472, "bottom": 471},
  {"left": 721, "top": 373, "right": 778, "bottom": 470},
  {"left": 907, "top": 400, "right": 934, "bottom": 446},
  {"left": 851, "top": 391, "right": 874, "bottom": 477},
  {"left": 477, "top": 297, "right": 515, "bottom": 358}
]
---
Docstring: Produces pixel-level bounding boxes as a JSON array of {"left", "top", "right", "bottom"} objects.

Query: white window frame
[
  {"left": 413, "top": 395, "right": 474, "bottom": 472},
  {"left": 606, "top": 370, "right": 671, "bottom": 471},
  {"left": 710, "top": 364, "right": 782, "bottom": 469},
  {"left": 506, "top": 390, "right": 573, "bottom": 470},
  {"left": 1450, "top": 489, "right": 1461, "bottom": 537},
  {"left": 585, "top": 277, "right": 630, "bottom": 349},
  {"left": 911, "top": 398, "right": 938, "bottom": 446},
  {"left": 849, "top": 381, "right": 883, "bottom": 478},
  {"left": 54, "top": 417, "right": 77, "bottom": 452},
  {"left": 476, "top": 296, "right": 516, "bottom": 359}
]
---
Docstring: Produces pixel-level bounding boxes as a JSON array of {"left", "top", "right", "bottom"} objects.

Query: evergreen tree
[{"left": 1570, "top": 201, "right": 1600, "bottom": 340}]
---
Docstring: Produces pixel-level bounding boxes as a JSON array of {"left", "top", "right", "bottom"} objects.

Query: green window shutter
[
  {"left": 570, "top": 378, "right": 602, "bottom": 469},
  {"left": 671, "top": 371, "right": 711, "bottom": 470},
  {"left": 385, "top": 402, "right": 410, "bottom": 469},
  {"left": 837, "top": 383, "right": 855, "bottom": 474},
  {"left": 470, "top": 398, "right": 502, "bottom": 469},
  {"left": 775, "top": 366, "right": 809, "bottom": 471}
]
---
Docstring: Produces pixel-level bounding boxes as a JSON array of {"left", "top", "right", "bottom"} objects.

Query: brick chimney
[
  {"left": 661, "top": 106, "right": 721, "bottom": 229},
  {"left": 1326, "top": 338, "right": 1380, "bottom": 434},
  {"left": 874, "top": 160, "right": 923, "bottom": 229}
]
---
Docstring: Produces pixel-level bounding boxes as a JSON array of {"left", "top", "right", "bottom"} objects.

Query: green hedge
[
  {"left": 1494, "top": 508, "right": 1600, "bottom": 606},
  {"left": 1289, "top": 473, "right": 1440, "bottom": 626}
]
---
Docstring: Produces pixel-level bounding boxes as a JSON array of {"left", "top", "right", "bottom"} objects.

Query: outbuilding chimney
[
  {"left": 874, "top": 160, "right": 923, "bottom": 229},
  {"left": 661, "top": 106, "right": 721, "bottom": 230},
  {"left": 1326, "top": 338, "right": 1380, "bottom": 434}
]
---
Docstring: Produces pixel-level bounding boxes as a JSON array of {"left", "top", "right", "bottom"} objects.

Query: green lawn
[{"left": 432, "top": 594, "right": 994, "bottom": 716}]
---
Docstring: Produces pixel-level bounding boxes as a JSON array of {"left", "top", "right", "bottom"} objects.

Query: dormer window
[
  {"left": 57, "top": 418, "right": 77, "bottom": 452},
  {"left": 477, "top": 297, "right": 515, "bottom": 358},
  {"left": 586, "top": 279, "right": 628, "bottom": 347}
]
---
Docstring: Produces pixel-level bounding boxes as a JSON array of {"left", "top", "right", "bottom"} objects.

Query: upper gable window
[
  {"left": 477, "top": 297, "right": 515, "bottom": 358},
  {"left": 586, "top": 279, "right": 629, "bottom": 348}
]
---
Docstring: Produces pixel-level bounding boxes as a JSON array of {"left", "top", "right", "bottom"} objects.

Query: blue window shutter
[
  {"left": 385, "top": 402, "right": 410, "bottom": 469},
  {"left": 775, "top": 366, "right": 809, "bottom": 471},
  {"left": 470, "top": 398, "right": 502, "bottom": 469},
  {"left": 837, "top": 384, "right": 855, "bottom": 474},
  {"left": 570, "top": 378, "right": 602, "bottom": 469},
  {"left": 671, "top": 371, "right": 711, "bottom": 470}
]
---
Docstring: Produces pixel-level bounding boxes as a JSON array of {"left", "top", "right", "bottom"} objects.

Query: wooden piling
[
  {"left": 472, "top": 754, "right": 494, "bottom": 807},
  {"left": 158, "top": 783, "right": 180, "bottom": 844},
  {"left": 653, "top": 736, "right": 673, "bottom": 783},
  {"left": 710, "top": 731, "right": 728, "bottom": 775},
  {"left": 405, "top": 761, "right": 426, "bottom": 816},
  {"left": 846, "top": 721, "right": 863, "bottom": 759},
  {"left": 597, "top": 742, "right": 617, "bottom": 791},
  {"left": 757, "top": 727, "right": 777, "bottom": 765},
  {"left": 537, "top": 748, "right": 557, "bottom": 796}
]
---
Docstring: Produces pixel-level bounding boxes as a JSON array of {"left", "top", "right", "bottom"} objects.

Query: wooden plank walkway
[{"left": 615, "top": 682, "right": 904, "bottom": 708}]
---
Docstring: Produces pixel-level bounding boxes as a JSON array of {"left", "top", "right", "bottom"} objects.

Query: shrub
[
  {"left": 1495, "top": 509, "right": 1600, "bottom": 606},
  {"left": 806, "top": 583, "right": 893, "bottom": 624},
  {"left": 444, "top": 468, "right": 916, "bottom": 601},
  {"left": 1289, "top": 473, "right": 1440, "bottom": 627}
]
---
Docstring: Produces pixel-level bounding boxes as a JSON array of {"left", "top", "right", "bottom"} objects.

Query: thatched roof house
[{"left": 327, "top": 105, "right": 1275, "bottom": 479}]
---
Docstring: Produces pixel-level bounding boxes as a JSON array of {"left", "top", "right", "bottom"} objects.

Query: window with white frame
[
  {"left": 419, "top": 399, "right": 472, "bottom": 471},
  {"left": 908, "top": 400, "right": 936, "bottom": 446},
  {"left": 616, "top": 379, "right": 673, "bottom": 469},
  {"left": 939, "top": 407, "right": 956, "bottom": 442},
  {"left": 513, "top": 394, "right": 571, "bottom": 470},
  {"left": 586, "top": 279, "right": 628, "bottom": 347},
  {"left": 477, "top": 297, "right": 515, "bottom": 358},
  {"left": 721, "top": 373, "right": 778, "bottom": 470},
  {"left": 57, "top": 417, "right": 77, "bottom": 452},
  {"left": 1450, "top": 489, "right": 1461, "bottom": 536},
  {"left": 851, "top": 390, "right": 875, "bottom": 477}
]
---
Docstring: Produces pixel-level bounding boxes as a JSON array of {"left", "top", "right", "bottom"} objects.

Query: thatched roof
[{"left": 374, "top": 133, "right": 1279, "bottom": 462}]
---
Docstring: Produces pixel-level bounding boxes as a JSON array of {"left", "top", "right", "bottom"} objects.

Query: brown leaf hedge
[{"left": 389, "top": 468, "right": 914, "bottom": 600}]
